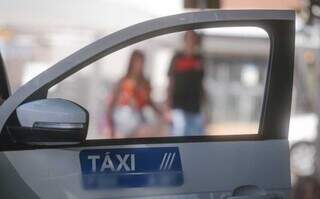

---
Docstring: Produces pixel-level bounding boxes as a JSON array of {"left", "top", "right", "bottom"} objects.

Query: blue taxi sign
[{"left": 79, "top": 147, "right": 183, "bottom": 189}]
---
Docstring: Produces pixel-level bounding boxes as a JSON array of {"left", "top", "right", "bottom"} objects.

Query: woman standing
[{"left": 107, "top": 50, "right": 161, "bottom": 138}]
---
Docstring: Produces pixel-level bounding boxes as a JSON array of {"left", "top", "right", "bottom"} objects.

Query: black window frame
[{"left": 0, "top": 54, "right": 10, "bottom": 103}]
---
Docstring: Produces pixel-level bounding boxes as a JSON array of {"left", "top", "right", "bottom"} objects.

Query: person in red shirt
[
  {"left": 166, "top": 30, "right": 205, "bottom": 136},
  {"left": 107, "top": 50, "right": 161, "bottom": 138}
]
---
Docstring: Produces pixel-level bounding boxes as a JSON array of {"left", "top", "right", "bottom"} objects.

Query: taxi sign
[{"left": 79, "top": 147, "right": 183, "bottom": 189}]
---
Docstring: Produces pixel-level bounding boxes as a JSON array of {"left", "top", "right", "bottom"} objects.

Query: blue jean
[{"left": 171, "top": 109, "right": 204, "bottom": 136}]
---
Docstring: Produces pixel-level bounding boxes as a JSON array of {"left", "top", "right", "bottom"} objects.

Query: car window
[{"left": 43, "top": 27, "right": 270, "bottom": 139}]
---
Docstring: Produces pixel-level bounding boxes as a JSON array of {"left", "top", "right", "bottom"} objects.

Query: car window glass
[{"left": 42, "top": 27, "right": 271, "bottom": 139}]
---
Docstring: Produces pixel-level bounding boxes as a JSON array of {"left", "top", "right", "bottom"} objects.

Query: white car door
[{"left": 0, "top": 10, "right": 295, "bottom": 199}]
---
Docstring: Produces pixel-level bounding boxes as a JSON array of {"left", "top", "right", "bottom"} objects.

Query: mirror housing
[{"left": 8, "top": 98, "right": 88, "bottom": 145}]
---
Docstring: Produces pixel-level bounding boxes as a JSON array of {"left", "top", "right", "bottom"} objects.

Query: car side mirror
[{"left": 8, "top": 98, "right": 88, "bottom": 145}]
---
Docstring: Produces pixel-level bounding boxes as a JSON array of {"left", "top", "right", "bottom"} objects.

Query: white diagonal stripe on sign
[
  {"left": 163, "top": 153, "right": 172, "bottom": 170},
  {"left": 168, "top": 153, "right": 176, "bottom": 170},
  {"left": 159, "top": 153, "right": 167, "bottom": 170}
]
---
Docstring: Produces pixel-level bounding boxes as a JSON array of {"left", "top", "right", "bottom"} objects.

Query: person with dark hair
[
  {"left": 107, "top": 50, "right": 161, "bottom": 138},
  {"left": 166, "top": 30, "right": 205, "bottom": 136}
]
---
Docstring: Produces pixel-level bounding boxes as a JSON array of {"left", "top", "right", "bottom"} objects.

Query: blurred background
[{"left": 1, "top": 0, "right": 320, "bottom": 198}]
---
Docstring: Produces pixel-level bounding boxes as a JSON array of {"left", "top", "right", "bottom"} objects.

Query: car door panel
[
  {"left": 3, "top": 140, "right": 290, "bottom": 198},
  {"left": 0, "top": 10, "right": 295, "bottom": 199}
]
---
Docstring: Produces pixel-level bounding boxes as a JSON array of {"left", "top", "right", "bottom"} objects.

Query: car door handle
[
  {"left": 227, "top": 194, "right": 284, "bottom": 199},
  {"left": 227, "top": 185, "right": 284, "bottom": 199},
  {"left": 227, "top": 196, "right": 265, "bottom": 199}
]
